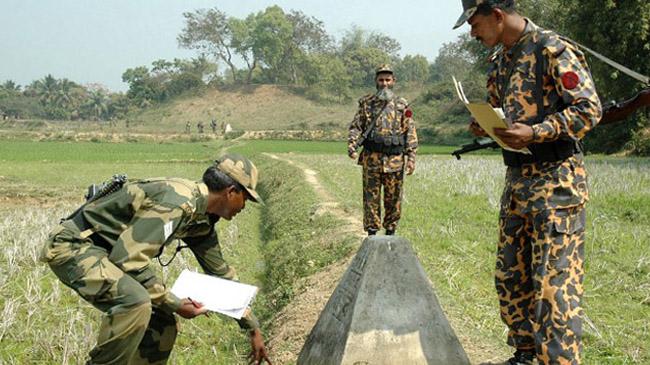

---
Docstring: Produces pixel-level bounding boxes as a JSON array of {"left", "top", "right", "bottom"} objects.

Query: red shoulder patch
[
  {"left": 404, "top": 109, "right": 413, "bottom": 118},
  {"left": 561, "top": 72, "right": 580, "bottom": 90}
]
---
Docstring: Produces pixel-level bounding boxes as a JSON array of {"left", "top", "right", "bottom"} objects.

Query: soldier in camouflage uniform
[
  {"left": 348, "top": 65, "right": 418, "bottom": 236},
  {"left": 454, "top": 1, "right": 601, "bottom": 364},
  {"left": 40, "top": 154, "right": 271, "bottom": 365}
]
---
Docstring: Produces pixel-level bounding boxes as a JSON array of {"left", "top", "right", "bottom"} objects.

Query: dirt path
[
  {"left": 263, "top": 153, "right": 364, "bottom": 237},
  {"left": 261, "top": 153, "right": 506, "bottom": 365}
]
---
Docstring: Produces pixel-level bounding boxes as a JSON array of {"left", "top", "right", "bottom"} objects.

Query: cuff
[
  {"left": 531, "top": 121, "right": 558, "bottom": 143},
  {"left": 236, "top": 308, "right": 260, "bottom": 330},
  {"left": 159, "top": 292, "right": 182, "bottom": 315}
]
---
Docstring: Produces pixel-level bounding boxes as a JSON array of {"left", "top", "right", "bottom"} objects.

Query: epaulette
[
  {"left": 358, "top": 94, "right": 374, "bottom": 105},
  {"left": 395, "top": 97, "right": 409, "bottom": 110},
  {"left": 536, "top": 30, "right": 568, "bottom": 57}
]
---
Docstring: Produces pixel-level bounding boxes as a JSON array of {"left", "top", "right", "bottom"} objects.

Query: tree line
[{"left": 1, "top": 1, "right": 648, "bottom": 153}]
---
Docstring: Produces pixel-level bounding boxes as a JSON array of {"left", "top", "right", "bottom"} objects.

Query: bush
[{"left": 224, "top": 130, "right": 245, "bottom": 140}]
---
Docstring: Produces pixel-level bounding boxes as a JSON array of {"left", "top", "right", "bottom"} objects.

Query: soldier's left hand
[
  {"left": 406, "top": 159, "right": 415, "bottom": 175},
  {"left": 493, "top": 123, "right": 534, "bottom": 150},
  {"left": 248, "top": 328, "right": 272, "bottom": 365}
]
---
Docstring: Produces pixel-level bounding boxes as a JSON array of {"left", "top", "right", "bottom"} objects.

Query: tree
[
  {"left": 338, "top": 26, "right": 400, "bottom": 87},
  {"left": 178, "top": 8, "right": 242, "bottom": 82},
  {"left": 396, "top": 55, "right": 430, "bottom": 83}
]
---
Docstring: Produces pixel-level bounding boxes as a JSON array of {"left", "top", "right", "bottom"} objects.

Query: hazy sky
[{"left": 0, "top": 1, "right": 467, "bottom": 91}]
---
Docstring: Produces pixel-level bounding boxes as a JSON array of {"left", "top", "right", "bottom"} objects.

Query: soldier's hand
[
  {"left": 406, "top": 159, "right": 415, "bottom": 175},
  {"left": 469, "top": 118, "right": 487, "bottom": 137},
  {"left": 248, "top": 328, "right": 272, "bottom": 365},
  {"left": 493, "top": 123, "right": 534, "bottom": 150},
  {"left": 176, "top": 298, "right": 208, "bottom": 319},
  {"left": 348, "top": 151, "right": 358, "bottom": 160}
]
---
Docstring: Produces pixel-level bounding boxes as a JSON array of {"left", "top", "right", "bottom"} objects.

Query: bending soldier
[
  {"left": 347, "top": 64, "right": 418, "bottom": 236},
  {"left": 454, "top": 1, "right": 601, "bottom": 364},
  {"left": 40, "top": 154, "right": 271, "bottom": 364}
]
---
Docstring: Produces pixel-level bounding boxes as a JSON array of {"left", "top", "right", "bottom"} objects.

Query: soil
[{"left": 261, "top": 153, "right": 508, "bottom": 365}]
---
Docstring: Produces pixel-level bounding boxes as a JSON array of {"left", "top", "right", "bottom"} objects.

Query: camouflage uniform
[
  {"left": 41, "top": 157, "right": 261, "bottom": 364},
  {"left": 485, "top": 20, "right": 602, "bottom": 364},
  {"left": 348, "top": 83, "right": 418, "bottom": 233}
]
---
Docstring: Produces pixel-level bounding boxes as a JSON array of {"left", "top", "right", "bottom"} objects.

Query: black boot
[
  {"left": 385, "top": 229, "right": 395, "bottom": 236},
  {"left": 367, "top": 229, "right": 377, "bottom": 236},
  {"left": 506, "top": 349, "right": 535, "bottom": 365}
]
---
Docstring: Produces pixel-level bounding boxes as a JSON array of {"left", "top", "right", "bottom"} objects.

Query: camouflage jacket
[
  {"left": 486, "top": 19, "right": 601, "bottom": 144},
  {"left": 487, "top": 20, "right": 602, "bottom": 211},
  {"left": 348, "top": 93, "right": 418, "bottom": 173},
  {"left": 41, "top": 177, "right": 259, "bottom": 329}
]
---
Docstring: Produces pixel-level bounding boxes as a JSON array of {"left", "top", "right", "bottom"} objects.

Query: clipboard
[
  {"left": 171, "top": 269, "right": 258, "bottom": 319},
  {"left": 452, "top": 76, "right": 531, "bottom": 154}
]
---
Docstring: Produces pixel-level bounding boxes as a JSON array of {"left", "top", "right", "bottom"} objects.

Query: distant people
[
  {"left": 347, "top": 64, "right": 418, "bottom": 236},
  {"left": 185, "top": 121, "right": 191, "bottom": 134},
  {"left": 220, "top": 121, "right": 226, "bottom": 134},
  {"left": 210, "top": 119, "right": 218, "bottom": 134},
  {"left": 197, "top": 121, "right": 205, "bottom": 134}
]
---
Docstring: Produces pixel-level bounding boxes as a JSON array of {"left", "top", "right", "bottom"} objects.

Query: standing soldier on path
[
  {"left": 454, "top": 1, "right": 601, "bottom": 364},
  {"left": 185, "top": 121, "right": 191, "bottom": 134},
  {"left": 197, "top": 121, "right": 205, "bottom": 134},
  {"left": 40, "top": 154, "right": 272, "bottom": 365},
  {"left": 347, "top": 64, "right": 418, "bottom": 236},
  {"left": 210, "top": 118, "right": 218, "bottom": 134}
]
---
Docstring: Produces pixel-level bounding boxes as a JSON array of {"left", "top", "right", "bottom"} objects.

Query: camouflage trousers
[
  {"left": 497, "top": 203, "right": 586, "bottom": 365},
  {"left": 44, "top": 230, "right": 178, "bottom": 365},
  {"left": 362, "top": 166, "right": 403, "bottom": 232}
]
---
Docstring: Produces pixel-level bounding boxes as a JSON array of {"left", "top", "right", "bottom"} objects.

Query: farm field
[{"left": 0, "top": 139, "right": 649, "bottom": 364}]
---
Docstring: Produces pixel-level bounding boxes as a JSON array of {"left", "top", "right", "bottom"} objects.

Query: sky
[{"left": 0, "top": 1, "right": 467, "bottom": 92}]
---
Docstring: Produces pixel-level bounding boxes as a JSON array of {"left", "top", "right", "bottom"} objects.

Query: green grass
[
  {"left": 286, "top": 153, "right": 650, "bottom": 364},
  {"left": 1, "top": 139, "right": 648, "bottom": 364}
]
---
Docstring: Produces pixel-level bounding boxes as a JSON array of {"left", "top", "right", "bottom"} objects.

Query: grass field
[{"left": 1, "top": 139, "right": 648, "bottom": 364}]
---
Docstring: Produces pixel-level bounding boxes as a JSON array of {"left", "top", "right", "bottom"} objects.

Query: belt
[{"left": 70, "top": 213, "right": 113, "bottom": 252}]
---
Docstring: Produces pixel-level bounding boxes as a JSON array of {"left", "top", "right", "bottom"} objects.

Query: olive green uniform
[{"left": 41, "top": 178, "right": 258, "bottom": 364}]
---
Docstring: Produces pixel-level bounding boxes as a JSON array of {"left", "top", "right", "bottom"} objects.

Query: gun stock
[{"left": 600, "top": 88, "right": 650, "bottom": 126}]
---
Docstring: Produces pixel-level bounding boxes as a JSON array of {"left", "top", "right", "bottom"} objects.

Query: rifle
[
  {"left": 353, "top": 99, "right": 390, "bottom": 152},
  {"left": 451, "top": 138, "right": 500, "bottom": 160},
  {"left": 60, "top": 174, "right": 128, "bottom": 223},
  {"left": 451, "top": 88, "right": 650, "bottom": 159},
  {"left": 600, "top": 88, "right": 650, "bottom": 126}
]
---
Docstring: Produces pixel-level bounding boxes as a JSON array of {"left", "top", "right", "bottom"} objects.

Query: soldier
[
  {"left": 347, "top": 64, "right": 418, "bottom": 236},
  {"left": 185, "top": 121, "right": 191, "bottom": 134},
  {"left": 40, "top": 154, "right": 272, "bottom": 365},
  {"left": 210, "top": 118, "right": 218, "bottom": 134},
  {"left": 453, "top": 1, "right": 601, "bottom": 364},
  {"left": 197, "top": 121, "right": 205, "bottom": 134}
]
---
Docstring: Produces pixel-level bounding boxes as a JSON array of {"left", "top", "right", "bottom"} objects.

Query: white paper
[
  {"left": 452, "top": 76, "right": 531, "bottom": 154},
  {"left": 170, "top": 269, "right": 258, "bottom": 319}
]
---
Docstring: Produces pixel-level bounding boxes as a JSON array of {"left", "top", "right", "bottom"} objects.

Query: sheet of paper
[
  {"left": 171, "top": 269, "right": 258, "bottom": 319},
  {"left": 452, "top": 76, "right": 531, "bottom": 154}
]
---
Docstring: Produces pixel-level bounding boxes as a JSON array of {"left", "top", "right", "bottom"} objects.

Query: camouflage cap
[
  {"left": 214, "top": 153, "right": 263, "bottom": 204},
  {"left": 453, "top": 0, "right": 506, "bottom": 29},
  {"left": 375, "top": 64, "right": 394, "bottom": 76}
]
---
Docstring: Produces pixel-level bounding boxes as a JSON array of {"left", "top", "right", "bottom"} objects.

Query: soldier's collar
[
  {"left": 504, "top": 18, "right": 537, "bottom": 55},
  {"left": 195, "top": 182, "right": 210, "bottom": 214}
]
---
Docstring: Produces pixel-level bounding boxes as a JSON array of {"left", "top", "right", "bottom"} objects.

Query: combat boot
[
  {"left": 504, "top": 349, "right": 535, "bottom": 365},
  {"left": 367, "top": 229, "right": 377, "bottom": 236},
  {"left": 385, "top": 229, "right": 395, "bottom": 235}
]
